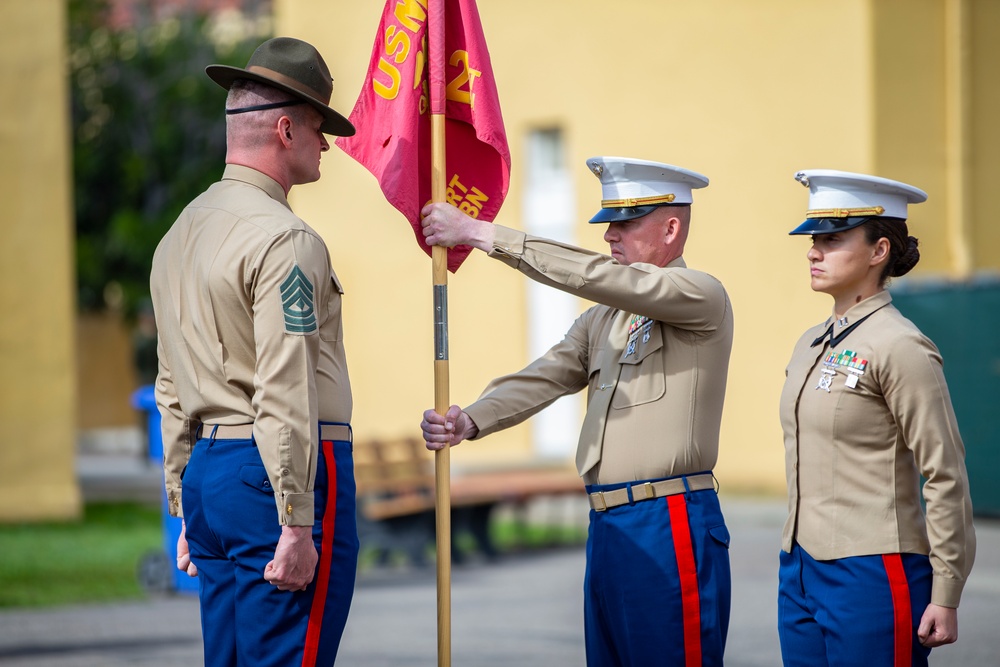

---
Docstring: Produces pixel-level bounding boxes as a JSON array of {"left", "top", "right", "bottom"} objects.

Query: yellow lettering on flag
[
  {"left": 446, "top": 50, "right": 482, "bottom": 108},
  {"left": 374, "top": 0, "right": 428, "bottom": 101},
  {"left": 413, "top": 34, "right": 427, "bottom": 90},
  {"left": 465, "top": 186, "right": 488, "bottom": 211},
  {"left": 385, "top": 26, "right": 410, "bottom": 64},
  {"left": 374, "top": 57, "right": 401, "bottom": 100},
  {"left": 447, "top": 174, "right": 489, "bottom": 218},
  {"left": 393, "top": 0, "right": 428, "bottom": 32}
]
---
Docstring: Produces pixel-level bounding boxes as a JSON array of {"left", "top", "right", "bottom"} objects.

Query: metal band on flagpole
[
  {"left": 434, "top": 284, "right": 449, "bottom": 360},
  {"left": 428, "top": 0, "right": 451, "bottom": 664}
]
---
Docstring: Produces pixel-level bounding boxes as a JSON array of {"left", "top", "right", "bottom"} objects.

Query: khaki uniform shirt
[
  {"left": 150, "top": 165, "right": 351, "bottom": 526},
  {"left": 780, "top": 290, "right": 975, "bottom": 607},
  {"left": 464, "top": 225, "right": 734, "bottom": 485}
]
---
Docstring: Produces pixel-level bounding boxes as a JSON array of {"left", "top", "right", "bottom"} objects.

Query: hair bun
[{"left": 892, "top": 236, "right": 920, "bottom": 277}]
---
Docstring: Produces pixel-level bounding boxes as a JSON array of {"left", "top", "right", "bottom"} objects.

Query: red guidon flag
[{"left": 336, "top": 0, "right": 511, "bottom": 272}]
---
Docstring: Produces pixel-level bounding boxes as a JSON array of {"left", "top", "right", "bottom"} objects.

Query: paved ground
[{"left": 1, "top": 491, "right": 997, "bottom": 666}]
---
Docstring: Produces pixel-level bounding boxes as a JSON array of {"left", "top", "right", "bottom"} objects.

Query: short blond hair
[{"left": 225, "top": 80, "right": 308, "bottom": 149}]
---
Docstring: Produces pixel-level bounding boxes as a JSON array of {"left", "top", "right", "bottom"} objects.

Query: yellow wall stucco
[
  {"left": 275, "top": 0, "right": 996, "bottom": 494},
  {"left": 965, "top": 0, "right": 1000, "bottom": 272},
  {"left": 0, "top": 2, "right": 81, "bottom": 521},
  {"left": 5, "top": 0, "right": 996, "bottom": 522}
]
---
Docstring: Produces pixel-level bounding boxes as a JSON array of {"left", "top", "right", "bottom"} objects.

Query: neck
[
  {"left": 652, "top": 244, "right": 684, "bottom": 268},
  {"left": 832, "top": 285, "right": 883, "bottom": 319},
  {"left": 226, "top": 148, "right": 293, "bottom": 196}
]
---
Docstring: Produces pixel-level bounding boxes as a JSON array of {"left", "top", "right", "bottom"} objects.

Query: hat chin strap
[{"left": 226, "top": 100, "right": 306, "bottom": 115}]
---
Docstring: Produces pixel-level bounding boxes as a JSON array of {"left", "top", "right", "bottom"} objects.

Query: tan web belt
[
  {"left": 588, "top": 473, "right": 716, "bottom": 512},
  {"left": 199, "top": 423, "right": 351, "bottom": 442}
]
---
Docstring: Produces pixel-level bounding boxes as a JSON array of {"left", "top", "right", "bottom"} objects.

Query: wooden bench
[{"left": 353, "top": 437, "right": 585, "bottom": 566}]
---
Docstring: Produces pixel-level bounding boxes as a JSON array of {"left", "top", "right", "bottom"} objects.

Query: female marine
[{"left": 778, "top": 170, "right": 975, "bottom": 666}]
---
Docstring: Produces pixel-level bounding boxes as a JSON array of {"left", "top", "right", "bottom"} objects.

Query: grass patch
[
  {"left": 0, "top": 504, "right": 587, "bottom": 606},
  {"left": 490, "top": 520, "right": 587, "bottom": 549},
  {"left": 0, "top": 502, "right": 162, "bottom": 609}
]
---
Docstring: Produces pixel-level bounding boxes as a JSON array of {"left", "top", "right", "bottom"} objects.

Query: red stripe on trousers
[
  {"left": 301, "top": 440, "right": 338, "bottom": 667},
  {"left": 667, "top": 494, "right": 702, "bottom": 667},
  {"left": 882, "top": 554, "right": 912, "bottom": 667}
]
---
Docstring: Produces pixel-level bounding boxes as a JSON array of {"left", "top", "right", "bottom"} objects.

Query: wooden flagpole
[{"left": 428, "top": 0, "right": 451, "bottom": 664}]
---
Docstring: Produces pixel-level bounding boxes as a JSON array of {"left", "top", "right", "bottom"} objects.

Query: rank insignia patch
[{"left": 280, "top": 265, "right": 317, "bottom": 334}]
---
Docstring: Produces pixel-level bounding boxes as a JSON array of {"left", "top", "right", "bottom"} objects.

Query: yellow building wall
[
  {"left": 872, "top": 0, "right": 949, "bottom": 270},
  {"left": 871, "top": 0, "right": 1000, "bottom": 276},
  {"left": 3, "top": 0, "right": 990, "bottom": 521},
  {"left": 77, "top": 312, "right": 140, "bottom": 430},
  {"left": 47, "top": 0, "right": 976, "bottom": 498},
  {"left": 280, "top": 0, "right": 881, "bottom": 493},
  {"left": 0, "top": 2, "right": 81, "bottom": 520},
  {"left": 966, "top": 0, "right": 1000, "bottom": 272},
  {"left": 274, "top": 0, "right": 1000, "bottom": 494}
]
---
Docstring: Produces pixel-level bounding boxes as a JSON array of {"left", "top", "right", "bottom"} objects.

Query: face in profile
[
  {"left": 603, "top": 207, "right": 685, "bottom": 266},
  {"left": 805, "top": 226, "right": 884, "bottom": 297},
  {"left": 290, "top": 106, "right": 330, "bottom": 185}
]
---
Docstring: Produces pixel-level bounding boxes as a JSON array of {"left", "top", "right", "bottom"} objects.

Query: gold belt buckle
[
  {"left": 641, "top": 482, "right": 655, "bottom": 500},
  {"left": 592, "top": 492, "right": 608, "bottom": 512}
]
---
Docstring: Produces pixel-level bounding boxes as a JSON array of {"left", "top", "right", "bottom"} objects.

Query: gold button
[{"left": 286, "top": 504, "right": 293, "bottom": 515}]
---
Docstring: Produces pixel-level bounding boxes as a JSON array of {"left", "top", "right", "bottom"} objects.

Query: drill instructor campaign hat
[
  {"left": 586, "top": 156, "right": 710, "bottom": 223},
  {"left": 206, "top": 36, "right": 355, "bottom": 137},
  {"left": 789, "top": 169, "right": 927, "bottom": 235}
]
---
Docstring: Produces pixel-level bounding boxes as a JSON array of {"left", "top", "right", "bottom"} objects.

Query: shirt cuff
[
  {"left": 277, "top": 492, "right": 315, "bottom": 526},
  {"left": 463, "top": 401, "right": 499, "bottom": 440},
  {"left": 931, "top": 574, "right": 965, "bottom": 608},
  {"left": 166, "top": 484, "right": 184, "bottom": 519},
  {"left": 487, "top": 225, "right": 525, "bottom": 266}
]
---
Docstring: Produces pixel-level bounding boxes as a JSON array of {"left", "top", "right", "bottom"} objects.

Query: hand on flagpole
[
  {"left": 421, "top": 202, "right": 496, "bottom": 252},
  {"left": 421, "top": 404, "right": 479, "bottom": 451}
]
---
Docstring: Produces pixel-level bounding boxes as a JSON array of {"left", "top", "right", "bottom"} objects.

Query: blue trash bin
[{"left": 131, "top": 385, "right": 199, "bottom": 595}]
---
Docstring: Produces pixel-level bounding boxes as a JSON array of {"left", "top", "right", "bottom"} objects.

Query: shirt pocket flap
[
  {"left": 709, "top": 523, "right": 731, "bottom": 549},
  {"left": 238, "top": 465, "right": 273, "bottom": 494},
  {"left": 330, "top": 270, "right": 344, "bottom": 294}
]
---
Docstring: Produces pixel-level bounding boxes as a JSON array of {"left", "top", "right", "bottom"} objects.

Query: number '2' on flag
[{"left": 336, "top": 0, "right": 511, "bottom": 272}]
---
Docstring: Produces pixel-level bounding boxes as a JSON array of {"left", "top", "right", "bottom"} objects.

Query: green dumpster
[{"left": 891, "top": 277, "right": 1000, "bottom": 517}]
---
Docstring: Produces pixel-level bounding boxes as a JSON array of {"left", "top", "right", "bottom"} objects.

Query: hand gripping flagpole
[{"left": 428, "top": 0, "right": 452, "bottom": 664}]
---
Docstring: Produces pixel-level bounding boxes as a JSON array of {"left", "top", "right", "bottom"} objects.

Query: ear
[
  {"left": 663, "top": 214, "right": 683, "bottom": 244},
  {"left": 277, "top": 116, "right": 294, "bottom": 147},
  {"left": 870, "top": 236, "right": 890, "bottom": 266}
]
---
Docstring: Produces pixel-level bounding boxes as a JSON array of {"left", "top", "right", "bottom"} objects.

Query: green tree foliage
[{"left": 69, "top": 0, "right": 272, "bottom": 318}]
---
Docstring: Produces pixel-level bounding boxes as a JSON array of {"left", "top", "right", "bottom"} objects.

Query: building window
[{"left": 522, "top": 127, "right": 581, "bottom": 458}]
